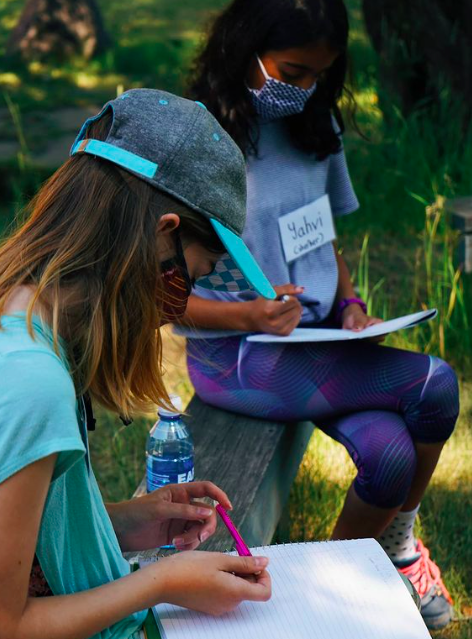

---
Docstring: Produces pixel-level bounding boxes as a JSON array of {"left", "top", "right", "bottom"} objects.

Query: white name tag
[{"left": 278, "top": 194, "right": 336, "bottom": 263}]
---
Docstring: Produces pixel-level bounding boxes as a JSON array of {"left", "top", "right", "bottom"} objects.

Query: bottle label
[{"left": 146, "top": 456, "right": 195, "bottom": 492}]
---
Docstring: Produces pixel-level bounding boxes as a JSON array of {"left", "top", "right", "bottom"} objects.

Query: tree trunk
[
  {"left": 6, "top": 0, "right": 110, "bottom": 62},
  {"left": 362, "top": 0, "right": 472, "bottom": 119}
]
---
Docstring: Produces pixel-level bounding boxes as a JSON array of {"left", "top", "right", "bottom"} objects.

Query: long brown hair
[{"left": 0, "top": 112, "right": 223, "bottom": 418}]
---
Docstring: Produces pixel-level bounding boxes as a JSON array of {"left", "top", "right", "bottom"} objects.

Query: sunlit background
[{"left": 0, "top": 2, "right": 471, "bottom": 635}]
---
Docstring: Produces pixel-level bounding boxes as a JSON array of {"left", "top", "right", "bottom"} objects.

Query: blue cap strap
[{"left": 71, "top": 139, "right": 158, "bottom": 179}]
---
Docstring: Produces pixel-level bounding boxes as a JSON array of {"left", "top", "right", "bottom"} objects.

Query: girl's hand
[
  {"left": 108, "top": 481, "right": 231, "bottom": 552},
  {"left": 248, "top": 284, "right": 303, "bottom": 335},
  {"left": 342, "top": 304, "right": 384, "bottom": 341},
  {"left": 153, "top": 551, "right": 271, "bottom": 615}
]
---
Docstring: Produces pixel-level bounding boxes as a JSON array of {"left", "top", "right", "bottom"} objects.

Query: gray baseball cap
[{"left": 70, "top": 88, "right": 276, "bottom": 300}]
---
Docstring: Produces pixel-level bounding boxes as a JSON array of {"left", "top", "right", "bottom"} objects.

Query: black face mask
[{"left": 159, "top": 234, "right": 193, "bottom": 325}]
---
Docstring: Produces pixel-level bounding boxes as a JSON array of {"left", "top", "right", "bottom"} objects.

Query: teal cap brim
[{"left": 196, "top": 219, "right": 276, "bottom": 300}]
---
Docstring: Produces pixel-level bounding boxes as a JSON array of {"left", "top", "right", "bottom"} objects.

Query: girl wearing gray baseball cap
[{"left": 0, "top": 90, "right": 272, "bottom": 639}]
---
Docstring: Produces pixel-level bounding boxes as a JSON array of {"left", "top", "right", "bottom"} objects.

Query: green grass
[
  {"left": 340, "top": 0, "right": 472, "bottom": 236},
  {"left": 0, "top": 0, "right": 228, "bottom": 109},
  {"left": 351, "top": 199, "right": 472, "bottom": 375},
  {"left": 1, "top": 0, "right": 471, "bottom": 634}
]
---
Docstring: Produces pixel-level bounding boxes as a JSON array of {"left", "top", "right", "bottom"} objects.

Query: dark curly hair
[{"left": 188, "top": 0, "right": 351, "bottom": 160}]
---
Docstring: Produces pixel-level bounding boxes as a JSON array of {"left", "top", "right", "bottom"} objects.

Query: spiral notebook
[{"left": 152, "top": 539, "right": 430, "bottom": 639}]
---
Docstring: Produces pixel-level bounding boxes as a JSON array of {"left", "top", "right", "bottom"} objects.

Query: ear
[{"left": 157, "top": 213, "right": 180, "bottom": 236}]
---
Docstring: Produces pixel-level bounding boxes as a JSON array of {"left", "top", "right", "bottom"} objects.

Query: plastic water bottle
[{"left": 146, "top": 395, "right": 195, "bottom": 493}]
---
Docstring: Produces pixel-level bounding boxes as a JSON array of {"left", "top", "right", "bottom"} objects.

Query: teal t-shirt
[{"left": 0, "top": 314, "right": 146, "bottom": 639}]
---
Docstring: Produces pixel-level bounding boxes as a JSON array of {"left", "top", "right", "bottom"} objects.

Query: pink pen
[{"left": 216, "top": 504, "right": 253, "bottom": 556}]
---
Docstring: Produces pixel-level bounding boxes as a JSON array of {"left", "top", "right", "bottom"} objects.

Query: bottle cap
[{"left": 158, "top": 394, "right": 183, "bottom": 418}]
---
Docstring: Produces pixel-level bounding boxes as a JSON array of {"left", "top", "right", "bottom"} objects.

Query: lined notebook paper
[{"left": 153, "top": 539, "right": 430, "bottom": 639}]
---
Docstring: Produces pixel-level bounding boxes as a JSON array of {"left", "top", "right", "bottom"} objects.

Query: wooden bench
[{"left": 133, "top": 395, "right": 314, "bottom": 554}]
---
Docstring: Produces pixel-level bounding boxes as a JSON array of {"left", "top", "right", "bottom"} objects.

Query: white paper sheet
[
  {"left": 246, "top": 309, "right": 437, "bottom": 343},
  {"left": 153, "top": 539, "right": 430, "bottom": 639}
]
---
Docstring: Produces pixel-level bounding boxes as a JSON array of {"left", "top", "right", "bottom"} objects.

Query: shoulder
[
  {"left": 0, "top": 344, "right": 84, "bottom": 486},
  {"left": 0, "top": 347, "right": 76, "bottom": 413},
  {"left": 0, "top": 315, "right": 74, "bottom": 399}
]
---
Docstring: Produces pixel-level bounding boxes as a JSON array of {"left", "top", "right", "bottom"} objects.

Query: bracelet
[{"left": 335, "top": 297, "right": 367, "bottom": 325}]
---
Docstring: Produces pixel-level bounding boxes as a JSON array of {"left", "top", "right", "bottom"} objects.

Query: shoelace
[{"left": 400, "top": 539, "right": 453, "bottom": 604}]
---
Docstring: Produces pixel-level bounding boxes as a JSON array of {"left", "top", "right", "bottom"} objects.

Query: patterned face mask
[
  {"left": 248, "top": 55, "right": 317, "bottom": 120},
  {"left": 159, "top": 234, "right": 193, "bottom": 325}
]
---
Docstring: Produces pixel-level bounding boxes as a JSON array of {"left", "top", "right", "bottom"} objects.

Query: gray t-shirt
[{"left": 179, "top": 119, "right": 359, "bottom": 339}]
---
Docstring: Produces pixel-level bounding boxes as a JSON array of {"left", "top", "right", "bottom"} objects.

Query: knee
[
  {"left": 354, "top": 420, "right": 417, "bottom": 509},
  {"left": 416, "top": 357, "right": 459, "bottom": 442}
]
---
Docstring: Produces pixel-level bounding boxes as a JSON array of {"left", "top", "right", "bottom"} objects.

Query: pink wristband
[{"left": 336, "top": 297, "right": 367, "bottom": 325}]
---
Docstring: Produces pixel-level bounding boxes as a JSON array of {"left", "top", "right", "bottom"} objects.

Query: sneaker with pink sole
[{"left": 396, "top": 539, "right": 453, "bottom": 630}]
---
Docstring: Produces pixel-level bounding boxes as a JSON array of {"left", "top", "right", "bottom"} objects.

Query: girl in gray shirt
[{"left": 180, "top": 0, "right": 458, "bottom": 630}]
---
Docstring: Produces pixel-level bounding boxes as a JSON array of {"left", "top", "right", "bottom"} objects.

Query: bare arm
[
  {"left": 0, "top": 457, "right": 271, "bottom": 639},
  {"left": 182, "top": 295, "right": 254, "bottom": 331},
  {"left": 333, "top": 242, "right": 382, "bottom": 331},
  {"left": 181, "top": 284, "right": 304, "bottom": 336},
  {"left": 0, "top": 455, "right": 163, "bottom": 639},
  {"left": 17, "top": 563, "right": 176, "bottom": 639},
  {"left": 334, "top": 242, "right": 356, "bottom": 304}
]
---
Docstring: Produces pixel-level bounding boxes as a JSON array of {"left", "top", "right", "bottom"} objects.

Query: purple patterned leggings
[{"left": 187, "top": 337, "right": 459, "bottom": 508}]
